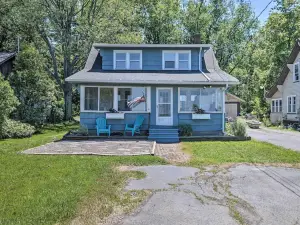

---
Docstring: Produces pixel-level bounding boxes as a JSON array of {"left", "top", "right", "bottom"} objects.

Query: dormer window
[
  {"left": 113, "top": 50, "right": 142, "bottom": 70},
  {"left": 162, "top": 50, "right": 191, "bottom": 70},
  {"left": 294, "top": 62, "right": 299, "bottom": 82}
]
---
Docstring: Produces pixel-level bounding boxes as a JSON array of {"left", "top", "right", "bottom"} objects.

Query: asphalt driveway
[
  {"left": 117, "top": 165, "right": 300, "bottom": 225},
  {"left": 247, "top": 127, "right": 300, "bottom": 152}
]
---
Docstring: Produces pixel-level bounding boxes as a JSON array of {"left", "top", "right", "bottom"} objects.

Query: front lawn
[
  {"left": 0, "top": 122, "right": 165, "bottom": 225},
  {"left": 183, "top": 140, "right": 300, "bottom": 166}
]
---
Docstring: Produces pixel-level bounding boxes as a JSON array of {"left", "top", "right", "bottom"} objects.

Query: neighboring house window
[
  {"left": 294, "top": 62, "right": 299, "bottom": 82},
  {"left": 118, "top": 87, "right": 147, "bottom": 112},
  {"left": 179, "top": 87, "right": 223, "bottom": 112},
  {"left": 271, "top": 99, "right": 282, "bottom": 113},
  {"left": 163, "top": 51, "right": 191, "bottom": 70},
  {"left": 287, "top": 96, "right": 296, "bottom": 113},
  {"left": 114, "top": 50, "right": 142, "bottom": 70},
  {"left": 84, "top": 87, "right": 113, "bottom": 111}
]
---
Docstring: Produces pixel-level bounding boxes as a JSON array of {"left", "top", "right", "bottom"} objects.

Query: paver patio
[{"left": 22, "top": 140, "right": 155, "bottom": 156}]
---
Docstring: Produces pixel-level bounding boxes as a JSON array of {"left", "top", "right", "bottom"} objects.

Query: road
[
  {"left": 115, "top": 165, "right": 300, "bottom": 225},
  {"left": 247, "top": 127, "right": 300, "bottom": 152}
]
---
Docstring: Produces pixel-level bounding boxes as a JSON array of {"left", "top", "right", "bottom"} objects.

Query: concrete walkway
[
  {"left": 22, "top": 140, "right": 155, "bottom": 155},
  {"left": 247, "top": 127, "right": 300, "bottom": 151},
  {"left": 118, "top": 165, "right": 300, "bottom": 225}
]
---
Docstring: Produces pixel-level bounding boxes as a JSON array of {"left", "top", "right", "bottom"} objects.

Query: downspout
[{"left": 222, "top": 83, "right": 229, "bottom": 134}]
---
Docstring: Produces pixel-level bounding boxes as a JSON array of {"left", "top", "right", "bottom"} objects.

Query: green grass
[
  {"left": 0, "top": 122, "right": 165, "bottom": 225},
  {"left": 183, "top": 140, "right": 300, "bottom": 166}
]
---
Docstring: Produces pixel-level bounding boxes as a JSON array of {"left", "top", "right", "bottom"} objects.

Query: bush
[
  {"left": 8, "top": 45, "right": 59, "bottom": 126},
  {"left": 227, "top": 119, "right": 247, "bottom": 137},
  {"left": 0, "top": 75, "right": 19, "bottom": 125},
  {"left": 179, "top": 124, "right": 193, "bottom": 136},
  {"left": 262, "top": 117, "right": 272, "bottom": 127},
  {"left": 0, "top": 119, "right": 35, "bottom": 139},
  {"left": 69, "top": 124, "right": 89, "bottom": 136}
]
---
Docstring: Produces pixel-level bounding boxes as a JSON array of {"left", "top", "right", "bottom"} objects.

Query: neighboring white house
[{"left": 266, "top": 40, "right": 300, "bottom": 124}]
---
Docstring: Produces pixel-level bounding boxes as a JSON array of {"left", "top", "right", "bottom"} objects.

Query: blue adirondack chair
[
  {"left": 96, "top": 118, "right": 111, "bottom": 136},
  {"left": 124, "top": 115, "right": 145, "bottom": 136}
]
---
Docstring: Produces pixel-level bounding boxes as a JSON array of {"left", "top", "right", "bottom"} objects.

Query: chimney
[{"left": 192, "top": 34, "right": 201, "bottom": 44}]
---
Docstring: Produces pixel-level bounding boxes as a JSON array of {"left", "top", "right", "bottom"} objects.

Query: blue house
[{"left": 66, "top": 43, "right": 239, "bottom": 142}]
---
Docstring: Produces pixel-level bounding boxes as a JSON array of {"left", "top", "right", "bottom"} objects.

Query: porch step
[{"left": 148, "top": 127, "right": 179, "bottom": 143}]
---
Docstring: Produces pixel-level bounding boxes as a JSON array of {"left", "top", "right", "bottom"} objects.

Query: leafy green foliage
[
  {"left": 0, "top": 118, "right": 35, "bottom": 139},
  {"left": 227, "top": 119, "right": 247, "bottom": 137},
  {"left": 0, "top": 75, "right": 19, "bottom": 127},
  {"left": 9, "top": 45, "right": 60, "bottom": 126},
  {"left": 179, "top": 124, "right": 193, "bottom": 136}
]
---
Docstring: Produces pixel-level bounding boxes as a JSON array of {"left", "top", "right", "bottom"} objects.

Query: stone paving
[
  {"left": 22, "top": 140, "right": 155, "bottom": 156},
  {"left": 155, "top": 143, "right": 190, "bottom": 163}
]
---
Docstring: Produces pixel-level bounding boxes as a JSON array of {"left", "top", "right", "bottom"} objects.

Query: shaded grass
[
  {"left": 0, "top": 121, "right": 165, "bottom": 225},
  {"left": 183, "top": 140, "right": 300, "bottom": 166}
]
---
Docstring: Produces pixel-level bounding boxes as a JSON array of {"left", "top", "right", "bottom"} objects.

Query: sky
[{"left": 251, "top": 0, "right": 276, "bottom": 23}]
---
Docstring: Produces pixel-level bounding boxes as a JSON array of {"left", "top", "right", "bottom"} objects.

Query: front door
[{"left": 156, "top": 88, "right": 173, "bottom": 126}]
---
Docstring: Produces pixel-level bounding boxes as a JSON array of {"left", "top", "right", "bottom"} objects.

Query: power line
[{"left": 228, "top": 0, "right": 275, "bottom": 74}]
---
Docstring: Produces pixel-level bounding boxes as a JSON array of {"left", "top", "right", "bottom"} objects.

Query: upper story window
[
  {"left": 163, "top": 51, "right": 191, "bottom": 70},
  {"left": 287, "top": 95, "right": 296, "bottom": 113},
  {"left": 271, "top": 99, "right": 282, "bottom": 113},
  {"left": 293, "top": 62, "right": 299, "bottom": 82},
  {"left": 114, "top": 50, "right": 142, "bottom": 70}
]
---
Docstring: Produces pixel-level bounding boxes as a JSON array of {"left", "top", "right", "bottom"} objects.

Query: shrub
[
  {"left": 179, "top": 124, "right": 193, "bottom": 136},
  {"left": 0, "top": 75, "right": 19, "bottom": 125},
  {"left": 8, "top": 45, "right": 59, "bottom": 126},
  {"left": 70, "top": 124, "right": 89, "bottom": 136},
  {"left": 228, "top": 119, "right": 247, "bottom": 137},
  {"left": 262, "top": 117, "right": 272, "bottom": 127},
  {"left": 0, "top": 119, "right": 35, "bottom": 139}
]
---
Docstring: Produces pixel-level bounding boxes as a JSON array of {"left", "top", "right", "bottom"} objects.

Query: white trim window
[
  {"left": 113, "top": 50, "right": 142, "bottom": 70},
  {"left": 179, "top": 87, "right": 223, "bottom": 113},
  {"left": 162, "top": 50, "right": 191, "bottom": 70},
  {"left": 84, "top": 87, "right": 114, "bottom": 111},
  {"left": 271, "top": 99, "right": 282, "bottom": 113},
  {"left": 294, "top": 62, "right": 299, "bottom": 82},
  {"left": 287, "top": 95, "right": 296, "bottom": 113},
  {"left": 81, "top": 86, "right": 150, "bottom": 113}
]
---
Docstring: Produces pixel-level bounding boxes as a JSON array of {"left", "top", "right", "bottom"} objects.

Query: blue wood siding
[
  {"left": 178, "top": 113, "right": 223, "bottom": 132},
  {"left": 99, "top": 48, "right": 200, "bottom": 71},
  {"left": 81, "top": 112, "right": 150, "bottom": 131},
  {"left": 80, "top": 86, "right": 224, "bottom": 135}
]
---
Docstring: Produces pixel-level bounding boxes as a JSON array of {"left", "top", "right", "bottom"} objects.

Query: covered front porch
[{"left": 79, "top": 84, "right": 226, "bottom": 143}]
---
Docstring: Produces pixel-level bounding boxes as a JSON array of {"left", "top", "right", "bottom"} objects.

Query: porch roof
[{"left": 65, "top": 70, "right": 239, "bottom": 85}]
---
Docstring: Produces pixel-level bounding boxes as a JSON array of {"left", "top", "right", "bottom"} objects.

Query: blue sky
[{"left": 251, "top": 0, "right": 276, "bottom": 22}]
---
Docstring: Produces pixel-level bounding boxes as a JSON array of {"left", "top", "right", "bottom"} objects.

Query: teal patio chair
[
  {"left": 96, "top": 118, "right": 111, "bottom": 136},
  {"left": 124, "top": 115, "right": 145, "bottom": 136}
]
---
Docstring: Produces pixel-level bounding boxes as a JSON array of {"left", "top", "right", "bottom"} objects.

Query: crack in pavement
[{"left": 114, "top": 165, "right": 300, "bottom": 225}]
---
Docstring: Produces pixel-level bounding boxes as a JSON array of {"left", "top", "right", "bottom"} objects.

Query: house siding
[
  {"left": 282, "top": 52, "right": 300, "bottom": 122},
  {"left": 99, "top": 48, "right": 201, "bottom": 71},
  {"left": 270, "top": 90, "right": 283, "bottom": 124},
  {"left": 81, "top": 112, "right": 150, "bottom": 132},
  {"left": 80, "top": 85, "right": 224, "bottom": 135}
]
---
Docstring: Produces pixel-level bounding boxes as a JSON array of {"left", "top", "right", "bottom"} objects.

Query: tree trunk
[{"left": 64, "top": 83, "right": 73, "bottom": 121}]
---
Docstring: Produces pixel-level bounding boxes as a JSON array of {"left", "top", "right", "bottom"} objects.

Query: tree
[
  {"left": 0, "top": 75, "right": 19, "bottom": 128},
  {"left": 137, "top": 0, "right": 183, "bottom": 44},
  {"left": 9, "top": 45, "right": 59, "bottom": 126}
]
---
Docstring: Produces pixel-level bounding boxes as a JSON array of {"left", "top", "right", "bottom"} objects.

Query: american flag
[{"left": 127, "top": 93, "right": 146, "bottom": 109}]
